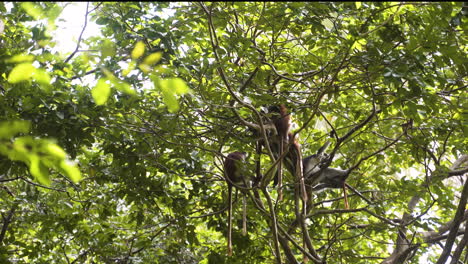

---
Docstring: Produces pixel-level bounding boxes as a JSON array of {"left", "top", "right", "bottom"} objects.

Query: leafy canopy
[{"left": 0, "top": 2, "right": 466, "bottom": 264}]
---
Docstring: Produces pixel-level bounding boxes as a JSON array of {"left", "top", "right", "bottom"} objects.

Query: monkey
[
  {"left": 269, "top": 104, "right": 291, "bottom": 201},
  {"left": 282, "top": 140, "right": 350, "bottom": 209},
  {"left": 302, "top": 142, "right": 350, "bottom": 209},
  {"left": 283, "top": 133, "right": 308, "bottom": 202},
  {"left": 224, "top": 151, "right": 251, "bottom": 256}
]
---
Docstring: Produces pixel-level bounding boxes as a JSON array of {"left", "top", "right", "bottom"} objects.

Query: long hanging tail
[
  {"left": 227, "top": 185, "right": 233, "bottom": 256},
  {"left": 343, "top": 182, "right": 349, "bottom": 209},
  {"left": 278, "top": 138, "right": 284, "bottom": 201},
  {"left": 242, "top": 195, "right": 247, "bottom": 236},
  {"left": 296, "top": 144, "right": 307, "bottom": 203}
]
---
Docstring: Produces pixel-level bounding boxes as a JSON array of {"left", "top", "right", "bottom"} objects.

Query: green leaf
[
  {"left": 101, "top": 39, "right": 116, "bottom": 58},
  {"left": 29, "top": 154, "right": 51, "bottom": 186},
  {"left": 156, "top": 78, "right": 191, "bottom": 113},
  {"left": 160, "top": 78, "right": 191, "bottom": 95},
  {"left": 143, "top": 52, "right": 163, "bottom": 65},
  {"left": 138, "top": 63, "right": 152, "bottom": 73},
  {"left": 8, "top": 63, "right": 36, "bottom": 83},
  {"left": 161, "top": 87, "right": 179, "bottom": 112},
  {"left": 59, "top": 160, "right": 82, "bottom": 183},
  {"left": 21, "top": 2, "right": 44, "bottom": 20},
  {"left": 131, "top": 41, "right": 145, "bottom": 60},
  {"left": 45, "top": 143, "right": 67, "bottom": 160},
  {"left": 114, "top": 81, "right": 134, "bottom": 95},
  {"left": 321, "top": 18, "right": 334, "bottom": 31},
  {"left": 46, "top": 4, "right": 62, "bottom": 21},
  {"left": 6, "top": 54, "right": 35, "bottom": 63},
  {"left": 33, "top": 68, "right": 51, "bottom": 85},
  {"left": 122, "top": 60, "right": 137, "bottom": 76},
  {"left": 102, "top": 68, "right": 135, "bottom": 95},
  {"left": 0, "top": 121, "right": 31, "bottom": 139},
  {"left": 92, "top": 78, "right": 111, "bottom": 105}
]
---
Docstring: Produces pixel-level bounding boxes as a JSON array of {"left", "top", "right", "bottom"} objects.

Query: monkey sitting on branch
[
  {"left": 302, "top": 141, "right": 350, "bottom": 209},
  {"left": 268, "top": 104, "right": 291, "bottom": 201}
]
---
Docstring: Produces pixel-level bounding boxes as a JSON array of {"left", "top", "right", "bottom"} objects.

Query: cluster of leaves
[{"left": 0, "top": 2, "right": 466, "bottom": 264}]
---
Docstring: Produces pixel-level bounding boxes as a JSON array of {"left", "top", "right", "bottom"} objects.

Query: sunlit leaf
[
  {"left": 321, "top": 18, "right": 334, "bottom": 31},
  {"left": 132, "top": 41, "right": 145, "bottom": 59},
  {"left": 92, "top": 78, "right": 111, "bottom": 105},
  {"left": 0, "top": 121, "right": 31, "bottom": 139},
  {"left": 45, "top": 143, "right": 67, "bottom": 160},
  {"left": 161, "top": 86, "right": 179, "bottom": 112},
  {"left": 29, "top": 155, "right": 51, "bottom": 186},
  {"left": 33, "top": 68, "right": 51, "bottom": 85},
  {"left": 123, "top": 60, "right": 137, "bottom": 76},
  {"left": 21, "top": 2, "right": 44, "bottom": 20},
  {"left": 8, "top": 63, "right": 36, "bottom": 83},
  {"left": 7, "top": 54, "right": 35, "bottom": 63},
  {"left": 59, "top": 160, "right": 82, "bottom": 183},
  {"left": 160, "top": 78, "right": 191, "bottom": 95},
  {"left": 143, "top": 52, "right": 162, "bottom": 65},
  {"left": 138, "top": 63, "right": 152, "bottom": 73},
  {"left": 46, "top": 4, "right": 62, "bottom": 20},
  {"left": 101, "top": 39, "right": 116, "bottom": 58},
  {"left": 102, "top": 68, "right": 135, "bottom": 95},
  {"left": 113, "top": 81, "right": 135, "bottom": 95},
  {"left": 156, "top": 78, "right": 191, "bottom": 112}
]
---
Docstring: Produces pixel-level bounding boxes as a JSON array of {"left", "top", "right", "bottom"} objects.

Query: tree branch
[{"left": 435, "top": 177, "right": 468, "bottom": 264}]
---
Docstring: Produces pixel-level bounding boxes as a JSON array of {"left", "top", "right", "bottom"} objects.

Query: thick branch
[
  {"left": 382, "top": 154, "right": 468, "bottom": 264},
  {"left": 435, "top": 177, "right": 468, "bottom": 264},
  {"left": 0, "top": 205, "right": 16, "bottom": 244}
]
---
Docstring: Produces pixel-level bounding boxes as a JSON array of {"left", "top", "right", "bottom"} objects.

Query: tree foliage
[{"left": 0, "top": 2, "right": 467, "bottom": 263}]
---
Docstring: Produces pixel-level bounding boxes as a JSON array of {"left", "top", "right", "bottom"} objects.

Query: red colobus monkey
[
  {"left": 303, "top": 142, "right": 349, "bottom": 209},
  {"left": 269, "top": 104, "right": 291, "bottom": 201},
  {"left": 224, "top": 151, "right": 251, "bottom": 256},
  {"left": 282, "top": 140, "right": 349, "bottom": 209}
]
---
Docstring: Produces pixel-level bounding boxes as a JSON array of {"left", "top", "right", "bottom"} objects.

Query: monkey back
[{"left": 224, "top": 152, "right": 246, "bottom": 184}]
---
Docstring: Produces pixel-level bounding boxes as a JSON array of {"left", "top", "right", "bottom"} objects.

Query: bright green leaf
[
  {"left": 138, "top": 63, "right": 152, "bottom": 73},
  {"left": 160, "top": 78, "right": 191, "bottom": 95},
  {"left": 59, "top": 160, "right": 82, "bottom": 183},
  {"left": 321, "top": 18, "right": 334, "bottom": 31},
  {"left": 46, "top": 4, "right": 62, "bottom": 20},
  {"left": 45, "top": 143, "right": 67, "bottom": 160},
  {"left": 123, "top": 60, "right": 137, "bottom": 76},
  {"left": 0, "top": 121, "right": 31, "bottom": 139},
  {"left": 92, "top": 78, "right": 111, "bottom": 105},
  {"left": 21, "top": 2, "right": 44, "bottom": 19},
  {"left": 161, "top": 87, "right": 179, "bottom": 112},
  {"left": 29, "top": 155, "right": 51, "bottom": 186},
  {"left": 157, "top": 78, "right": 190, "bottom": 112},
  {"left": 8, "top": 63, "right": 36, "bottom": 83},
  {"left": 7, "top": 54, "right": 35, "bottom": 63},
  {"left": 355, "top": 2, "right": 362, "bottom": 9},
  {"left": 143, "top": 52, "right": 163, "bottom": 65},
  {"left": 131, "top": 41, "right": 145, "bottom": 60},
  {"left": 113, "top": 81, "right": 135, "bottom": 95},
  {"left": 33, "top": 68, "right": 51, "bottom": 85}
]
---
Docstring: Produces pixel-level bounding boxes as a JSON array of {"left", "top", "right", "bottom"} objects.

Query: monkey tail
[
  {"left": 277, "top": 139, "right": 284, "bottom": 201},
  {"left": 227, "top": 185, "right": 233, "bottom": 256},
  {"left": 343, "top": 182, "right": 349, "bottom": 209},
  {"left": 242, "top": 195, "right": 247, "bottom": 236}
]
